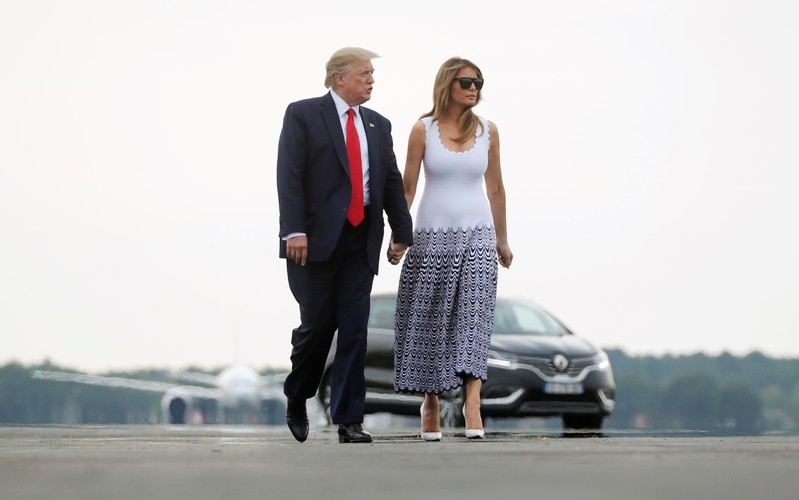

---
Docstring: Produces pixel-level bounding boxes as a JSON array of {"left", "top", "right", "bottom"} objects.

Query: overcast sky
[{"left": 2, "top": 0, "right": 798, "bottom": 373}]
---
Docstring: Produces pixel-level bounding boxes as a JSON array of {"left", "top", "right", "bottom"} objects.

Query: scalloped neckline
[{"left": 433, "top": 120, "right": 477, "bottom": 154}]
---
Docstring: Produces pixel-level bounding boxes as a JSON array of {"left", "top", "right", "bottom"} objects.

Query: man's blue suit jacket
[{"left": 277, "top": 92, "right": 413, "bottom": 274}]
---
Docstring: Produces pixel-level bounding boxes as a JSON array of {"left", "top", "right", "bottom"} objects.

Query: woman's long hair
[{"left": 422, "top": 57, "right": 484, "bottom": 144}]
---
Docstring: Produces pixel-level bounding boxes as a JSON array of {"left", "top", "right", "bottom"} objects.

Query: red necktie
[{"left": 345, "top": 108, "right": 364, "bottom": 226}]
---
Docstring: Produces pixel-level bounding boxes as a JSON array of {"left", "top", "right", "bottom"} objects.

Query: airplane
[{"left": 32, "top": 363, "right": 291, "bottom": 425}]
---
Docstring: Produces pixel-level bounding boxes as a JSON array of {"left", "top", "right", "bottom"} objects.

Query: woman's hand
[{"left": 497, "top": 242, "right": 513, "bottom": 269}]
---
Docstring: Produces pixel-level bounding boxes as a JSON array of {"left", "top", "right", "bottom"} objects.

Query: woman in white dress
[{"left": 390, "top": 57, "right": 513, "bottom": 440}]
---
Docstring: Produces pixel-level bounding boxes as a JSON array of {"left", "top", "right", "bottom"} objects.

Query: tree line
[
  {"left": 1, "top": 351, "right": 798, "bottom": 434},
  {"left": 605, "top": 349, "right": 799, "bottom": 434}
]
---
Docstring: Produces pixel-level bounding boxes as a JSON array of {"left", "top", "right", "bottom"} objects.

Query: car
[{"left": 317, "top": 293, "right": 616, "bottom": 430}]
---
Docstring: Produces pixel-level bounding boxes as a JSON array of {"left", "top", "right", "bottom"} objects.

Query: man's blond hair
[{"left": 325, "top": 47, "right": 380, "bottom": 89}]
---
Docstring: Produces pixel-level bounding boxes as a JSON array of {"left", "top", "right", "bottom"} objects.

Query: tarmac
[{"left": 2, "top": 423, "right": 798, "bottom": 500}]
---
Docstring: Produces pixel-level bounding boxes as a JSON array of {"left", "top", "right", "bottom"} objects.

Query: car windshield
[
  {"left": 370, "top": 296, "right": 570, "bottom": 337},
  {"left": 492, "top": 299, "right": 570, "bottom": 337}
]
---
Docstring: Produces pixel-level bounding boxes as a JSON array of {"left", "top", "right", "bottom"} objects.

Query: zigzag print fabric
[{"left": 394, "top": 225, "right": 498, "bottom": 394}]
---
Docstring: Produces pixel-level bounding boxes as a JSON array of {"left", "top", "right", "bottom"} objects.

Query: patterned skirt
[{"left": 394, "top": 225, "right": 498, "bottom": 394}]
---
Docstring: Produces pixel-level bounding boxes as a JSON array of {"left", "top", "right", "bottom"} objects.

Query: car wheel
[
  {"left": 439, "top": 388, "right": 465, "bottom": 428},
  {"left": 562, "top": 414, "right": 604, "bottom": 430}
]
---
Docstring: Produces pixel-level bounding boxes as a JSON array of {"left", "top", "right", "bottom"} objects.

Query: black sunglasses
[{"left": 453, "top": 77, "right": 484, "bottom": 90}]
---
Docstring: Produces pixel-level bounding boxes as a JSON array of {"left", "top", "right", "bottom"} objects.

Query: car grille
[{"left": 516, "top": 356, "right": 596, "bottom": 377}]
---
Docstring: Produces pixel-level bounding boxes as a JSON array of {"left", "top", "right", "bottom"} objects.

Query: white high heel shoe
[
  {"left": 463, "top": 404, "right": 485, "bottom": 439},
  {"left": 420, "top": 402, "right": 442, "bottom": 442}
]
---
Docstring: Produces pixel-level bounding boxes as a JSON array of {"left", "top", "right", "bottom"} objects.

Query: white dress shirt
[{"left": 330, "top": 89, "right": 371, "bottom": 206}]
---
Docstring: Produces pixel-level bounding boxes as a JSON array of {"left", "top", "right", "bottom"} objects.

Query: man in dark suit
[{"left": 276, "top": 47, "right": 413, "bottom": 443}]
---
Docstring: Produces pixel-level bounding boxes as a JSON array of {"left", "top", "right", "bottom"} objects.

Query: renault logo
[{"left": 552, "top": 354, "right": 569, "bottom": 373}]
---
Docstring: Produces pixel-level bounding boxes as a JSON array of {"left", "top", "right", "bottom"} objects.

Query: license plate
[{"left": 544, "top": 382, "right": 584, "bottom": 395}]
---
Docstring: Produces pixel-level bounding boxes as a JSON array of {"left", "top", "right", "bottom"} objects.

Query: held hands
[
  {"left": 497, "top": 241, "right": 513, "bottom": 269},
  {"left": 387, "top": 237, "right": 407, "bottom": 265}
]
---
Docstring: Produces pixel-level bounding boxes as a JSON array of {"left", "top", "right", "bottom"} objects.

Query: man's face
[{"left": 336, "top": 59, "right": 375, "bottom": 106}]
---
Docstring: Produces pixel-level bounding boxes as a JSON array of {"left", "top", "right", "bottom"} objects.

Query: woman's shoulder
[
  {"left": 410, "top": 117, "right": 433, "bottom": 135},
  {"left": 472, "top": 115, "right": 496, "bottom": 137},
  {"left": 408, "top": 119, "right": 428, "bottom": 143},
  {"left": 480, "top": 116, "right": 498, "bottom": 133}
]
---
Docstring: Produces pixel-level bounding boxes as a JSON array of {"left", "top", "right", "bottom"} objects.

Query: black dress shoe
[
  {"left": 286, "top": 400, "right": 309, "bottom": 443},
  {"left": 337, "top": 423, "right": 373, "bottom": 443}
]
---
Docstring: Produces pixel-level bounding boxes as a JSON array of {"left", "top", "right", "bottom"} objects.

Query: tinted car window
[{"left": 493, "top": 300, "right": 569, "bottom": 336}]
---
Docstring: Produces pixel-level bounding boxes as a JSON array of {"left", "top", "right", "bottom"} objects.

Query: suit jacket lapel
[
  {"left": 361, "top": 107, "right": 381, "bottom": 180},
  {"left": 320, "top": 93, "right": 350, "bottom": 175}
]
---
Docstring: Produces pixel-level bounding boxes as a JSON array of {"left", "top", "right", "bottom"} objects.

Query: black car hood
[{"left": 490, "top": 333, "right": 599, "bottom": 357}]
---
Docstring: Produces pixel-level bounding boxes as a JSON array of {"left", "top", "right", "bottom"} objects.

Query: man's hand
[{"left": 286, "top": 235, "right": 308, "bottom": 266}]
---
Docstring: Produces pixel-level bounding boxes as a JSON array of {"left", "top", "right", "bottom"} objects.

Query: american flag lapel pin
[{"left": 369, "top": 123, "right": 375, "bottom": 128}]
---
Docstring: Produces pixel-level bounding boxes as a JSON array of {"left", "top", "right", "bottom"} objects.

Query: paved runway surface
[{"left": 2, "top": 424, "right": 798, "bottom": 500}]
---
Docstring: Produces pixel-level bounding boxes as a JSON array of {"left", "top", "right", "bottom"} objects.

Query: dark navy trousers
[{"left": 283, "top": 212, "right": 374, "bottom": 425}]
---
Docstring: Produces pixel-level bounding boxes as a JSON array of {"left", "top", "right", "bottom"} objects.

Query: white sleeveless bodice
[{"left": 414, "top": 116, "right": 494, "bottom": 231}]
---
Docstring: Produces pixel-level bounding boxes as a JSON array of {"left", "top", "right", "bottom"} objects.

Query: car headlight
[
  {"left": 593, "top": 351, "right": 610, "bottom": 370},
  {"left": 487, "top": 350, "right": 517, "bottom": 368}
]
